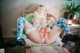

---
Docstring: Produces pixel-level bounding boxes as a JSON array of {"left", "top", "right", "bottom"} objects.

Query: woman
[{"left": 17, "top": 5, "right": 71, "bottom": 44}]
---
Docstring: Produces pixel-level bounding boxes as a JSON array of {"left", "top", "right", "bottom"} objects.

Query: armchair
[
  {"left": 22, "top": 31, "right": 69, "bottom": 53},
  {"left": 11, "top": 29, "right": 69, "bottom": 53},
  {"left": 11, "top": 4, "right": 70, "bottom": 53}
]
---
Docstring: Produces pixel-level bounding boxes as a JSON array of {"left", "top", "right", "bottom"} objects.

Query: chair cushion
[
  {"left": 24, "top": 37, "right": 63, "bottom": 47},
  {"left": 25, "top": 13, "right": 34, "bottom": 23},
  {"left": 31, "top": 46, "right": 65, "bottom": 53}
]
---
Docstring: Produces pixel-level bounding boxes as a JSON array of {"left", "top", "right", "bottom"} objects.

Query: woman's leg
[
  {"left": 17, "top": 17, "right": 24, "bottom": 40},
  {"left": 17, "top": 16, "right": 42, "bottom": 44},
  {"left": 24, "top": 21, "right": 42, "bottom": 44},
  {"left": 44, "top": 18, "right": 71, "bottom": 44},
  {"left": 44, "top": 26, "right": 62, "bottom": 44},
  {"left": 44, "top": 18, "right": 63, "bottom": 44}
]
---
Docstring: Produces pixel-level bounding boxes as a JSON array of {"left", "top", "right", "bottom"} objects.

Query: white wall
[{"left": 1, "top": 0, "right": 67, "bottom": 37}]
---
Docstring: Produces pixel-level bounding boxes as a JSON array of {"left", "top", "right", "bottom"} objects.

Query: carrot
[{"left": 44, "top": 27, "right": 47, "bottom": 39}]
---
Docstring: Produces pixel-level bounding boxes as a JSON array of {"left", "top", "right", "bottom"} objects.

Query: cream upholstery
[
  {"left": 23, "top": 37, "right": 66, "bottom": 53},
  {"left": 31, "top": 46, "right": 65, "bottom": 53},
  {"left": 22, "top": 33, "right": 66, "bottom": 53},
  {"left": 22, "top": 4, "right": 67, "bottom": 53}
]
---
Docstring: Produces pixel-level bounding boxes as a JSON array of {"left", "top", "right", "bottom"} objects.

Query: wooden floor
[
  {"left": 26, "top": 47, "right": 30, "bottom": 53},
  {"left": 5, "top": 46, "right": 26, "bottom": 53}
]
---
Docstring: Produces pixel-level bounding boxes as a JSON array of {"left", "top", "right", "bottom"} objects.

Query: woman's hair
[
  {"left": 25, "top": 4, "right": 43, "bottom": 13},
  {"left": 40, "top": 5, "right": 44, "bottom": 7},
  {"left": 23, "top": 4, "right": 44, "bottom": 17}
]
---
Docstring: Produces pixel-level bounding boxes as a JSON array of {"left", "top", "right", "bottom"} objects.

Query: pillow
[
  {"left": 22, "top": 34, "right": 27, "bottom": 39},
  {"left": 25, "top": 13, "right": 34, "bottom": 23}
]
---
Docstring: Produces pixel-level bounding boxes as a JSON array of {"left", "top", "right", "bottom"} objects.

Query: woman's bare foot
[{"left": 62, "top": 47, "right": 70, "bottom": 53}]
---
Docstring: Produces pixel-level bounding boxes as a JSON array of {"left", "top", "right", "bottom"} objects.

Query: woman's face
[
  {"left": 47, "top": 17, "right": 55, "bottom": 27},
  {"left": 37, "top": 6, "right": 46, "bottom": 13}
]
